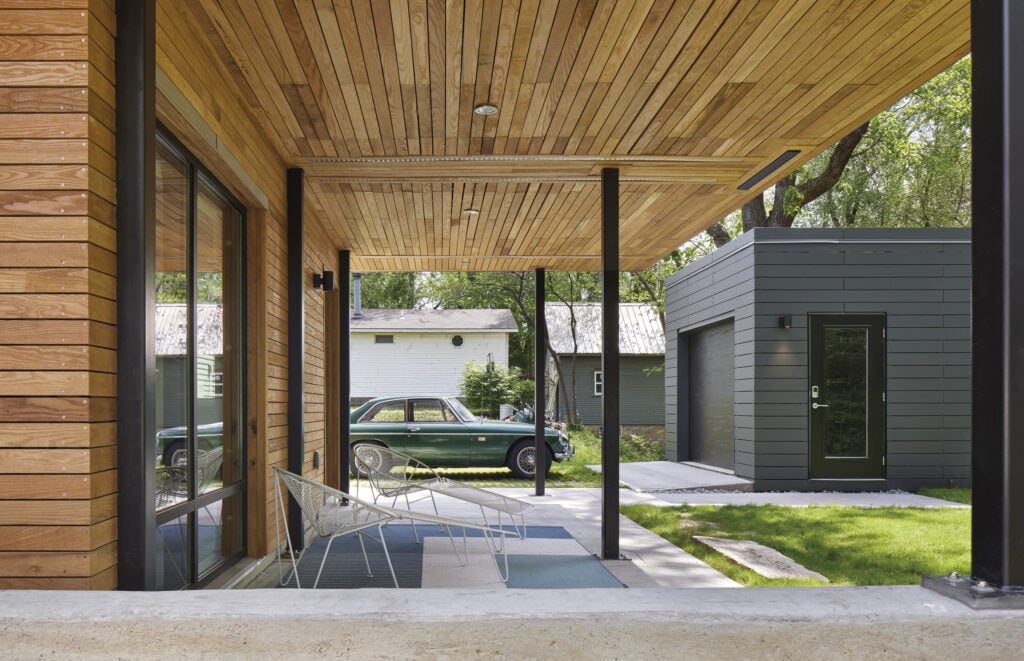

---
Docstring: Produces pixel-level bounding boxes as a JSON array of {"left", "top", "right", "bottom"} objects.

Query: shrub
[{"left": 461, "top": 361, "right": 523, "bottom": 417}]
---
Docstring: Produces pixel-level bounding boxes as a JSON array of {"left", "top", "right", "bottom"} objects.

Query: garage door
[{"left": 688, "top": 320, "right": 735, "bottom": 470}]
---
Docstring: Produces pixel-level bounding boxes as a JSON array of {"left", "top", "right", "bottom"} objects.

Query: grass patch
[
  {"left": 411, "top": 428, "right": 663, "bottom": 488},
  {"left": 620, "top": 503, "right": 970, "bottom": 587},
  {"left": 917, "top": 487, "right": 972, "bottom": 504}
]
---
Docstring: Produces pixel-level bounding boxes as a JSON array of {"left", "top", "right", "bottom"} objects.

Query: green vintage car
[{"left": 349, "top": 395, "right": 574, "bottom": 478}]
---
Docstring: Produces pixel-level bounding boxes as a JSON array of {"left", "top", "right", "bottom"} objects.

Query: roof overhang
[{"left": 160, "top": 1, "right": 970, "bottom": 271}]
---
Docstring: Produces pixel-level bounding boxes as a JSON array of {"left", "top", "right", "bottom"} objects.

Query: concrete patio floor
[{"left": 2, "top": 480, "right": 1021, "bottom": 659}]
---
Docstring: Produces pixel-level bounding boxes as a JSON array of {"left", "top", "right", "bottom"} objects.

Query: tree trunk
[{"left": 705, "top": 121, "right": 870, "bottom": 245}]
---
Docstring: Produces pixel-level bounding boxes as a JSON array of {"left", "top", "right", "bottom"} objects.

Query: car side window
[
  {"left": 361, "top": 401, "right": 406, "bottom": 423},
  {"left": 410, "top": 399, "right": 446, "bottom": 423}
]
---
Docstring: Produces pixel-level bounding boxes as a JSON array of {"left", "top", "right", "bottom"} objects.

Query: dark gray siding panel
[{"left": 666, "top": 227, "right": 971, "bottom": 491}]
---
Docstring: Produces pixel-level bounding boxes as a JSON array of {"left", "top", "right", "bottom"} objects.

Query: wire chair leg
[
  {"left": 273, "top": 475, "right": 301, "bottom": 589},
  {"left": 356, "top": 532, "right": 374, "bottom": 577},
  {"left": 314, "top": 535, "right": 337, "bottom": 589}
]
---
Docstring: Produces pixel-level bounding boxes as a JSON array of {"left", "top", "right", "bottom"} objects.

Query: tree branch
[
  {"left": 705, "top": 222, "right": 732, "bottom": 248},
  {"left": 796, "top": 122, "right": 870, "bottom": 204}
]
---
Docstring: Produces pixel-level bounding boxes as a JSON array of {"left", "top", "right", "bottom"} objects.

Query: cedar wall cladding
[{"left": 0, "top": 0, "right": 118, "bottom": 589}]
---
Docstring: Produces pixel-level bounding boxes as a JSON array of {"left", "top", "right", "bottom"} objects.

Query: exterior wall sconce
[
  {"left": 313, "top": 270, "right": 335, "bottom": 291},
  {"left": 778, "top": 315, "right": 792, "bottom": 329}
]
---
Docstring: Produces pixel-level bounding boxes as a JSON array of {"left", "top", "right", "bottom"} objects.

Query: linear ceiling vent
[{"left": 738, "top": 150, "right": 801, "bottom": 191}]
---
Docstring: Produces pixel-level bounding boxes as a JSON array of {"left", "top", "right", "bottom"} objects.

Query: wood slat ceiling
[{"left": 184, "top": 0, "right": 970, "bottom": 272}]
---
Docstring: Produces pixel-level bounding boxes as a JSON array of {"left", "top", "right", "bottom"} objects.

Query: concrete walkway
[
  {"left": 2, "top": 586, "right": 1022, "bottom": 659},
  {"left": 589, "top": 460, "right": 753, "bottom": 492}
]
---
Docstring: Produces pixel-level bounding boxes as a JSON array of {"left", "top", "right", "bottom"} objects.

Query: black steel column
[
  {"left": 286, "top": 168, "right": 305, "bottom": 550},
  {"left": 970, "top": 0, "right": 1024, "bottom": 590},
  {"left": 338, "top": 250, "right": 351, "bottom": 494},
  {"left": 601, "top": 168, "right": 620, "bottom": 560},
  {"left": 115, "top": 0, "right": 156, "bottom": 591},
  {"left": 925, "top": 1, "right": 1024, "bottom": 607},
  {"left": 534, "top": 268, "right": 546, "bottom": 496}
]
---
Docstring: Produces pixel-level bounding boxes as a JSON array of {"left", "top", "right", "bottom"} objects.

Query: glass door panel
[
  {"left": 154, "top": 131, "right": 245, "bottom": 589},
  {"left": 809, "top": 315, "right": 885, "bottom": 479}
]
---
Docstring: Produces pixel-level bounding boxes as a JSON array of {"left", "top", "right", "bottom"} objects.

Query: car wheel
[
  {"left": 507, "top": 439, "right": 551, "bottom": 479},
  {"left": 162, "top": 440, "right": 186, "bottom": 469},
  {"left": 350, "top": 442, "right": 387, "bottom": 479}
]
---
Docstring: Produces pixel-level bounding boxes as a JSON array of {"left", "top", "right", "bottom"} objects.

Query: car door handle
[
  {"left": 408, "top": 427, "right": 421, "bottom": 432},
  {"left": 812, "top": 403, "right": 829, "bottom": 409}
]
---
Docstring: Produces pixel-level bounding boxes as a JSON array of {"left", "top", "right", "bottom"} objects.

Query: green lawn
[
  {"left": 620, "top": 503, "right": 971, "bottom": 587},
  {"left": 418, "top": 427, "right": 662, "bottom": 487},
  {"left": 917, "top": 487, "right": 972, "bottom": 504}
]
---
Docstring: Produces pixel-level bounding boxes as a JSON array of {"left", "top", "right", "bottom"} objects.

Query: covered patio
[
  {"left": 2, "top": 0, "right": 1020, "bottom": 608},
  {"left": 113, "top": 0, "right": 1015, "bottom": 600}
]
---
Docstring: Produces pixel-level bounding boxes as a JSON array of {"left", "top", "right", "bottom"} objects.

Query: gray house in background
[
  {"left": 665, "top": 228, "right": 971, "bottom": 492},
  {"left": 546, "top": 302, "right": 665, "bottom": 441}
]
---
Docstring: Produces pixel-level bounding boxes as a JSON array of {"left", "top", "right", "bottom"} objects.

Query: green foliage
[
  {"left": 356, "top": 272, "right": 417, "bottom": 309},
  {"left": 460, "top": 361, "right": 524, "bottom": 416},
  {"left": 620, "top": 503, "right": 970, "bottom": 587},
  {"left": 798, "top": 56, "right": 971, "bottom": 229},
  {"left": 562, "top": 427, "right": 663, "bottom": 465},
  {"left": 155, "top": 272, "right": 223, "bottom": 304}
]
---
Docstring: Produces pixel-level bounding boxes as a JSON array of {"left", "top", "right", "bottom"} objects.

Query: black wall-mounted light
[
  {"left": 313, "top": 270, "right": 335, "bottom": 292},
  {"left": 778, "top": 315, "right": 792, "bottom": 329}
]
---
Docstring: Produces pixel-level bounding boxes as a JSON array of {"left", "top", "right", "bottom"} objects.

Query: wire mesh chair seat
[
  {"left": 354, "top": 445, "right": 533, "bottom": 543},
  {"left": 273, "top": 467, "right": 519, "bottom": 586},
  {"left": 273, "top": 467, "right": 398, "bottom": 588}
]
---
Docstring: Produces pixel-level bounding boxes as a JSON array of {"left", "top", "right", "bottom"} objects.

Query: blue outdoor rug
[{"left": 278, "top": 525, "right": 624, "bottom": 589}]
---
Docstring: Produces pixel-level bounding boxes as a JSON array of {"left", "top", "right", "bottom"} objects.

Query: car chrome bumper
[{"left": 554, "top": 444, "right": 575, "bottom": 461}]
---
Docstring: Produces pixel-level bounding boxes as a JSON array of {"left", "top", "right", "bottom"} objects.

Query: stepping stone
[{"left": 693, "top": 536, "right": 829, "bottom": 582}]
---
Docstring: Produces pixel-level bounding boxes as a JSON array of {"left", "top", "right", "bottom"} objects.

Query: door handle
[
  {"left": 408, "top": 426, "right": 421, "bottom": 432},
  {"left": 812, "top": 403, "right": 829, "bottom": 409}
]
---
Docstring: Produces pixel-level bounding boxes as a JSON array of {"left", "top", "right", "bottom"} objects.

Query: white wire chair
[
  {"left": 273, "top": 466, "right": 399, "bottom": 588},
  {"left": 273, "top": 467, "right": 518, "bottom": 587}
]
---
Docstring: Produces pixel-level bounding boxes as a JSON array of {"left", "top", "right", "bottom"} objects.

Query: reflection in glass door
[
  {"left": 154, "top": 131, "right": 245, "bottom": 588},
  {"left": 809, "top": 315, "right": 885, "bottom": 479}
]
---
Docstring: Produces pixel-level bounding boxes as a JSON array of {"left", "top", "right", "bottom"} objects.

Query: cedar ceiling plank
[
  {"left": 492, "top": 0, "right": 537, "bottom": 154},
  {"left": 334, "top": 0, "right": 387, "bottom": 155},
  {"left": 371, "top": 0, "right": 410, "bottom": 156},
  {"left": 538, "top": 0, "right": 628, "bottom": 154}
]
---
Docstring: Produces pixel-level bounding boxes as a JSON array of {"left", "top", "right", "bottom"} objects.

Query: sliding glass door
[{"left": 154, "top": 130, "right": 245, "bottom": 588}]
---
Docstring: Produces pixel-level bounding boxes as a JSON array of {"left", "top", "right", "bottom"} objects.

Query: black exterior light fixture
[
  {"left": 313, "top": 270, "right": 335, "bottom": 291},
  {"left": 778, "top": 315, "right": 793, "bottom": 329}
]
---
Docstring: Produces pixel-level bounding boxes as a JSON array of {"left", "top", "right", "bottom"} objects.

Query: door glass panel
[
  {"left": 153, "top": 134, "right": 245, "bottom": 589},
  {"left": 195, "top": 180, "right": 243, "bottom": 496},
  {"left": 155, "top": 144, "right": 189, "bottom": 506},
  {"left": 823, "top": 327, "right": 869, "bottom": 458},
  {"left": 157, "top": 514, "right": 189, "bottom": 590},
  {"left": 197, "top": 491, "right": 244, "bottom": 576}
]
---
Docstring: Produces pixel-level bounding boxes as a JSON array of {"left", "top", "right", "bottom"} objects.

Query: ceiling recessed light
[
  {"left": 473, "top": 104, "right": 498, "bottom": 116},
  {"left": 463, "top": 208, "right": 479, "bottom": 216}
]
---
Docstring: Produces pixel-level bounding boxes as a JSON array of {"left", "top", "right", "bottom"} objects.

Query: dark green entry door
[{"left": 809, "top": 315, "right": 885, "bottom": 479}]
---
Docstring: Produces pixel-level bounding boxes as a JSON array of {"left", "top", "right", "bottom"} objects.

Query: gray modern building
[
  {"left": 546, "top": 303, "right": 665, "bottom": 441},
  {"left": 665, "top": 228, "right": 971, "bottom": 491}
]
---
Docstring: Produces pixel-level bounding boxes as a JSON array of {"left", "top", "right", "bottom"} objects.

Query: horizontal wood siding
[
  {"left": 351, "top": 331, "right": 511, "bottom": 399},
  {"left": 664, "top": 233, "right": 755, "bottom": 476},
  {"left": 0, "top": 0, "right": 117, "bottom": 589},
  {"left": 749, "top": 228, "right": 971, "bottom": 490}
]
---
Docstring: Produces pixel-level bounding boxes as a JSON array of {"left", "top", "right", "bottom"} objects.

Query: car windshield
[{"left": 445, "top": 398, "right": 477, "bottom": 422}]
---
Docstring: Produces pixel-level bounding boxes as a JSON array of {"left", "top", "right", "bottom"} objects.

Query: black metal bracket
[{"left": 923, "top": 573, "right": 1024, "bottom": 610}]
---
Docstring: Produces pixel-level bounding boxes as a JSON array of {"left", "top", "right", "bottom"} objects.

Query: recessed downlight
[
  {"left": 473, "top": 104, "right": 498, "bottom": 116},
  {"left": 463, "top": 208, "right": 479, "bottom": 216}
]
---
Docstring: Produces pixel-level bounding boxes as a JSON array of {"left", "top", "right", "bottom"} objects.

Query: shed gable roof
[
  {"left": 350, "top": 308, "right": 518, "bottom": 333},
  {"left": 546, "top": 303, "right": 664, "bottom": 355}
]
